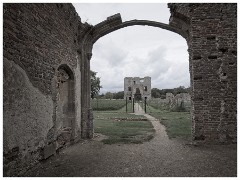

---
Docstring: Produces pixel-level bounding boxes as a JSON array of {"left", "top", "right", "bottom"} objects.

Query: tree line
[{"left": 151, "top": 86, "right": 190, "bottom": 99}]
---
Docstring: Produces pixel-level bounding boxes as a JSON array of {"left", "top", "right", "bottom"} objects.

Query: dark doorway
[{"left": 134, "top": 88, "right": 142, "bottom": 101}]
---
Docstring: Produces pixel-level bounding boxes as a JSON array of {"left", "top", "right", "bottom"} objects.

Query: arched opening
[
  {"left": 90, "top": 24, "right": 190, "bottom": 142},
  {"left": 56, "top": 64, "right": 76, "bottom": 148},
  {"left": 77, "top": 5, "right": 193, "bottom": 140},
  {"left": 134, "top": 88, "right": 142, "bottom": 101}
]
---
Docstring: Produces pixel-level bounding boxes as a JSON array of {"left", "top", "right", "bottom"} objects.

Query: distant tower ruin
[{"left": 124, "top": 77, "right": 151, "bottom": 101}]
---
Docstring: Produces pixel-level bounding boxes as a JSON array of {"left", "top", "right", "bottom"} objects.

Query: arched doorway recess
[{"left": 56, "top": 64, "right": 76, "bottom": 147}]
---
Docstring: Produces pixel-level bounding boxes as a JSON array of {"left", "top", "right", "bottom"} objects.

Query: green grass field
[
  {"left": 91, "top": 99, "right": 133, "bottom": 112},
  {"left": 147, "top": 105, "right": 192, "bottom": 140},
  {"left": 92, "top": 99, "right": 191, "bottom": 144},
  {"left": 93, "top": 111, "right": 155, "bottom": 144}
]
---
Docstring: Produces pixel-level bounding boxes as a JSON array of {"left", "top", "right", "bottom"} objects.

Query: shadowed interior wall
[{"left": 3, "top": 3, "right": 82, "bottom": 176}]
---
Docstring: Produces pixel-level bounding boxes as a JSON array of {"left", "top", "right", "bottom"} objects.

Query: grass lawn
[
  {"left": 91, "top": 99, "right": 133, "bottom": 111},
  {"left": 92, "top": 99, "right": 191, "bottom": 143},
  {"left": 147, "top": 105, "right": 192, "bottom": 140},
  {"left": 93, "top": 110, "right": 155, "bottom": 144}
]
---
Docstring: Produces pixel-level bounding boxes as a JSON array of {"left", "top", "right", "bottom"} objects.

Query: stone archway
[
  {"left": 56, "top": 64, "right": 76, "bottom": 148},
  {"left": 79, "top": 14, "right": 187, "bottom": 140},
  {"left": 79, "top": 4, "right": 237, "bottom": 144}
]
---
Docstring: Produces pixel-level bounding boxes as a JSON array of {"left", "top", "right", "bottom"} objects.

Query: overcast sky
[{"left": 73, "top": 3, "right": 190, "bottom": 93}]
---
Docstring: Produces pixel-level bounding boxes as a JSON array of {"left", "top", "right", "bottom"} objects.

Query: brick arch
[
  {"left": 80, "top": 4, "right": 237, "bottom": 144},
  {"left": 92, "top": 18, "right": 188, "bottom": 44},
  {"left": 80, "top": 13, "right": 189, "bottom": 140},
  {"left": 81, "top": 13, "right": 188, "bottom": 56},
  {"left": 58, "top": 64, "right": 75, "bottom": 80}
]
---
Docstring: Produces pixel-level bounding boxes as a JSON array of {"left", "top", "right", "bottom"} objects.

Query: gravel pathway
[
  {"left": 24, "top": 103, "right": 237, "bottom": 177},
  {"left": 134, "top": 103, "right": 168, "bottom": 141}
]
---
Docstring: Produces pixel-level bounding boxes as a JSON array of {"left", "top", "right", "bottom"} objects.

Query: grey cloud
[
  {"left": 93, "top": 39, "right": 128, "bottom": 67},
  {"left": 139, "top": 46, "right": 171, "bottom": 78}
]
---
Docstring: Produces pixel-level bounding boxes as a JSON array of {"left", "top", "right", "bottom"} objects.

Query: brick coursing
[
  {"left": 3, "top": 3, "right": 85, "bottom": 176},
  {"left": 169, "top": 3, "right": 237, "bottom": 142},
  {"left": 3, "top": 3, "right": 82, "bottom": 95}
]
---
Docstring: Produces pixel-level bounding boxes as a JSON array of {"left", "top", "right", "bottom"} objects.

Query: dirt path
[
  {"left": 134, "top": 103, "right": 168, "bottom": 141},
  {"left": 23, "top": 104, "right": 237, "bottom": 177}
]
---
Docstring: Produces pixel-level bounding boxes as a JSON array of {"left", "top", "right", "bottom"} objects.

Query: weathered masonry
[
  {"left": 124, "top": 77, "right": 151, "bottom": 100},
  {"left": 3, "top": 3, "right": 237, "bottom": 176}
]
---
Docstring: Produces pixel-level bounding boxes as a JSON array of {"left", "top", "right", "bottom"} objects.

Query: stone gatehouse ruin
[
  {"left": 3, "top": 3, "right": 237, "bottom": 176},
  {"left": 124, "top": 77, "right": 151, "bottom": 101}
]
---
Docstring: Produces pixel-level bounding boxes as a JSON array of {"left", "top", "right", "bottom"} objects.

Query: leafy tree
[
  {"left": 151, "top": 86, "right": 190, "bottom": 98},
  {"left": 113, "top": 91, "right": 124, "bottom": 99},
  {"left": 98, "top": 93, "right": 105, "bottom": 99},
  {"left": 105, "top": 92, "right": 113, "bottom": 99},
  {"left": 172, "top": 86, "right": 189, "bottom": 95},
  {"left": 151, "top": 88, "right": 161, "bottom": 98},
  {"left": 90, "top": 70, "right": 102, "bottom": 99}
]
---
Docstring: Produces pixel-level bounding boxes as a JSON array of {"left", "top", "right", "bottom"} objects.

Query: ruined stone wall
[
  {"left": 167, "top": 93, "right": 191, "bottom": 111},
  {"left": 3, "top": 3, "right": 83, "bottom": 176},
  {"left": 149, "top": 93, "right": 191, "bottom": 111},
  {"left": 124, "top": 77, "right": 151, "bottom": 100},
  {"left": 169, "top": 3, "right": 237, "bottom": 143}
]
